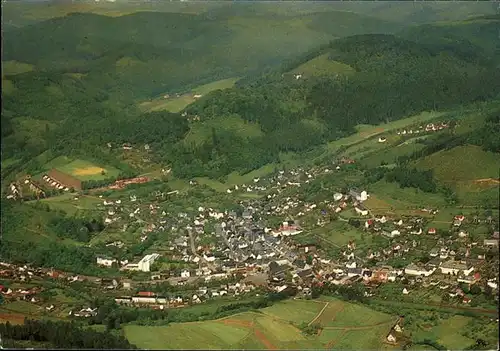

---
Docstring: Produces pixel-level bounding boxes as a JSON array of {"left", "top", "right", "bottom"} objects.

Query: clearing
[
  {"left": 53, "top": 158, "right": 121, "bottom": 181},
  {"left": 139, "top": 77, "right": 239, "bottom": 113}
]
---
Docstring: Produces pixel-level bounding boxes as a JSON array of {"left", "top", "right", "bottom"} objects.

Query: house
[
  {"left": 180, "top": 269, "right": 191, "bottom": 278},
  {"left": 404, "top": 263, "right": 435, "bottom": 277},
  {"left": 355, "top": 204, "right": 369, "bottom": 216},
  {"left": 428, "top": 228, "right": 437, "bottom": 235},
  {"left": 402, "top": 288, "right": 409, "bottom": 295},
  {"left": 440, "top": 260, "right": 474, "bottom": 276},
  {"left": 378, "top": 137, "right": 387, "bottom": 143},
  {"left": 386, "top": 332, "right": 397, "bottom": 343},
  {"left": 96, "top": 257, "right": 117, "bottom": 267},
  {"left": 483, "top": 239, "right": 499, "bottom": 247},
  {"left": 347, "top": 268, "right": 362, "bottom": 278}
]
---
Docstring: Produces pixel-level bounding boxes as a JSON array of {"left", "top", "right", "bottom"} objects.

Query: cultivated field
[
  {"left": 124, "top": 298, "right": 396, "bottom": 350},
  {"left": 44, "top": 157, "right": 121, "bottom": 181}
]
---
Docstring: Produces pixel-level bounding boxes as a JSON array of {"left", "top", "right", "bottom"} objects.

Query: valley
[{"left": 1, "top": 1, "right": 499, "bottom": 350}]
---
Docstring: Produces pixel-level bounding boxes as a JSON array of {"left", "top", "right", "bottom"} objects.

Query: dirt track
[{"left": 219, "top": 318, "right": 277, "bottom": 350}]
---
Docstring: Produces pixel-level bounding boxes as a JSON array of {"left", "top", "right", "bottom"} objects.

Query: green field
[
  {"left": 124, "top": 298, "right": 396, "bottom": 350},
  {"left": 320, "top": 111, "right": 446, "bottom": 158},
  {"left": 414, "top": 145, "right": 500, "bottom": 185},
  {"left": 183, "top": 114, "right": 263, "bottom": 146},
  {"left": 412, "top": 316, "right": 475, "bottom": 350},
  {"left": 261, "top": 299, "right": 325, "bottom": 324},
  {"left": 2, "top": 60, "right": 34, "bottom": 76},
  {"left": 52, "top": 158, "right": 121, "bottom": 181},
  {"left": 291, "top": 53, "right": 355, "bottom": 77},
  {"left": 367, "top": 180, "right": 448, "bottom": 209},
  {"left": 32, "top": 193, "right": 103, "bottom": 216},
  {"left": 139, "top": 77, "right": 239, "bottom": 113}
]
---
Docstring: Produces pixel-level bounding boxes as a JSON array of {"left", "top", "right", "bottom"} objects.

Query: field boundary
[{"left": 308, "top": 301, "right": 329, "bottom": 326}]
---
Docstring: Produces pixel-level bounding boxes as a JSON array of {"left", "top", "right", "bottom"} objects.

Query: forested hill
[
  {"left": 174, "top": 16, "right": 500, "bottom": 178},
  {"left": 2, "top": 9, "right": 402, "bottom": 100},
  {"left": 2, "top": 15, "right": 500, "bottom": 181}
]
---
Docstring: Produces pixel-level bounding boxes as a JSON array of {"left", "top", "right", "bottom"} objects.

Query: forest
[
  {"left": 2, "top": 16, "right": 499, "bottom": 181},
  {"left": 0, "top": 319, "right": 136, "bottom": 349}
]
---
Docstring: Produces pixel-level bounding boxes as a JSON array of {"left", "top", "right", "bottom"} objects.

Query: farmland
[
  {"left": 124, "top": 298, "right": 396, "bottom": 350},
  {"left": 54, "top": 159, "right": 121, "bottom": 181},
  {"left": 414, "top": 145, "right": 500, "bottom": 186}
]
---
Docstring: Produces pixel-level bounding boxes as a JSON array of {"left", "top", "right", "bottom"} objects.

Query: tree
[{"left": 469, "top": 284, "right": 481, "bottom": 295}]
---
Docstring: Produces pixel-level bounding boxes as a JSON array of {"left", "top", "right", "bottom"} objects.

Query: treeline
[
  {"left": 0, "top": 319, "right": 136, "bottom": 349},
  {"left": 81, "top": 170, "right": 139, "bottom": 190},
  {"left": 397, "top": 107, "right": 500, "bottom": 166},
  {"left": 0, "top": 199, "right": 110, "bottom": 275},
  {"left": 3, "top": 20, "right": 500, "bottom": 181},
  {"left": 87, "top": 290, "right": 295, "bottom": 329}
]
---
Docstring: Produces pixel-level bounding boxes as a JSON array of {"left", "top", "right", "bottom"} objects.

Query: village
[{"left": 1, "top": 159, "right": 499, "bottom": 330}]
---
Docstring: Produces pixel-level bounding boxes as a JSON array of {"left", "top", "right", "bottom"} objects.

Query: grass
[
  {"left": 321, "top": 111, "right": 445, "bottom": 158},
  {"left": 55, "top": 158, "right": 121, "bottom": 181},
  {"left": 367, "top": 180, "right": 448, "bottom": 209},
  {"left": 2, "top": 60, "right": 34, "bottom": 76},
  {"left": 30, "top": 193, "right": 103, "bottom": 216},
  {"left": 412, "top": 315, "right": 475, "bottom": 350},
  {"left": 124, "top": 316, "right": 252, "bottom": 349},
  {"left": 1, "top": 301, "right": 42, "bottom": 315},
  {"left": 2, "top": 78, "right": 15, "bottom": 94},
  {"left": 291, "top": 53, "right": 355, "bottom": 77},
  {"left": 260, "top": 299, "right": 325, "bottom": 324},
  {"left": 183, "top": 115, "right": 263, "bottom": 147},
  {"left": 414, "top": 145, "right": 500, "bottom": 185},
  {"left": 123, "top": 298, "right": 395, "bottom": 349},
  {"left": 139, "top": 77, "right": 239, "bottom": 113},
  {"left": 359, "top": 142, "right": 426, "bottom": 168}
]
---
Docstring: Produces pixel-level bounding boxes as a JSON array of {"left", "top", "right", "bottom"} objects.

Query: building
[
  {"left": 484, "top": 239, "right": 499, "bottom": 247},
  {"left": 124, "top": 253, "right": 160, "bottom": 272},
  {"left": 96, "top": 257, "right": 117, "bottom": 267},
  {"left": 440, "top": 260, "right": 474, "bottom": 276},
  {"left": 404, "top": 263, "right": 435, "bottom": 277},
  {"left": 48, "top": 168, "right": 82, "bottom": 190}
]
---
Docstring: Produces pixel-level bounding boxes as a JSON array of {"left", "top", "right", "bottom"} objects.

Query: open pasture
[
  {"left": 139, "top": 77, "right": 239, "bottom": 113},
  {"left": 52, "top": 158, "right": 121, "bottom": 181},
  {"left": 260, "top": 299, "right": 325, "bottom": 324}
]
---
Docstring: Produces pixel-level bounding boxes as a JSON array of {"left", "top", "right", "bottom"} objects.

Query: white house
[
  {"left": 96, "top": 257, "right": 117, "bottom": 267},
  {"left": 440, "top": 260, "right": 474, "bottom": 276},
  {"left": 181, "top": 269, "right": 191, "bottom": 278},
  {"left": 404, "top": 264, "right": 435, "bottom": 277},
  {"left": 355, "top": 206, "right": 369, "bottom": 216}
]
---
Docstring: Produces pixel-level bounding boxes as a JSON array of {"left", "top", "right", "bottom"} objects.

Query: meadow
[
  {"left": 139, "top": 78, "right": 239, "bottom": 113},
  {"left": 32, "top": 193, "right": 103, "bottom": 217},
  {"left": 123, "top": 297, "right": 396, "bottom": 350},
  {"left": 414, "top": 145, "right": 500, "bottom": 186},
  {"left": 319, "top": 111, "right": 446, "bottom": 160},
  {"left": 55, "top": 159, "right": 121, "bottom": 181}
]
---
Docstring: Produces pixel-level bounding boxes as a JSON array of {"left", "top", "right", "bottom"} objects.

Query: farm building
[{"left": 48, "top": 168, "right": 82, "bottom": 190}]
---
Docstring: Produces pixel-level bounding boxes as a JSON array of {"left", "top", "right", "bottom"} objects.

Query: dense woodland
[
  {"left": 2, "top": 16, "right": 499, "bottom": 181},
  {"left": 0, "top": 319, "right": 136, "bottom": 349}
]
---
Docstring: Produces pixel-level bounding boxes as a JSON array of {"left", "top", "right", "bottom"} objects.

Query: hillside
[
  {"left": 2, "top": 10, "right": 402, "bottom": 101},
  {"left": 2, "top": 15, "right": 500, "bottom": 185}
]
